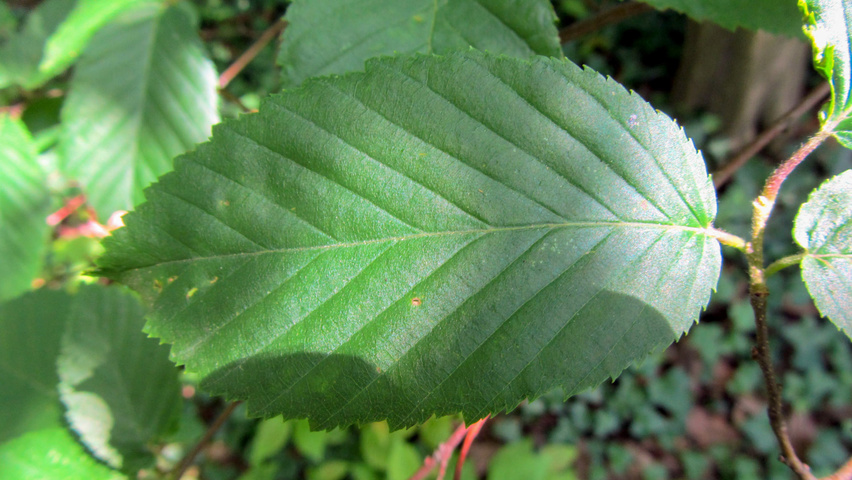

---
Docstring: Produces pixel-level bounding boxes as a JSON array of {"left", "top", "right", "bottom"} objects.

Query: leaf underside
[
  {"left": 100, "top": 51, "right": 720, "bottom": 429},
  {"left": 802, "top": 0, "right": 852, "bottom": 144},
  {"left": 60, "top": 2, "right": 219, "bottom": 219},
  {"left": 794, "top": 170, "right": 852, "bottom": 339},
  {"left": 278, "top": 0, "right": 561, "bottom": 88}
]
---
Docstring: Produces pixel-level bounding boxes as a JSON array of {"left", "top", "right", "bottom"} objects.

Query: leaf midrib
[{"left": 117, "top": 221, "right": 714, "bottom": 273}]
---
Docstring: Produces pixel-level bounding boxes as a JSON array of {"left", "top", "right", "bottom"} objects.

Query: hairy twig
[
  {"left": 747, "top": 131, "right": 833, "bottom": 480},
  {"left": 172, "top": 402, "right": 240, "bottom": 480},
  {"left": 558, "top": 1, "right": 653, "bottom": 43},
  {"left": 218, "top": 18, "right": 288, "bottom": 89},
  {"left": 713, "top": 82, "right": 830, "bottom": 189}
]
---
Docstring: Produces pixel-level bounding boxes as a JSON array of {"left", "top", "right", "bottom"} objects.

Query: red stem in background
[
  {"left": 172, "top": 402, "right": 240, "bottom": 480},
  {"left": 46, "top": 194, "right": 88, "bottom": 226},
  {"left": 454, "top": 415, "right": 489, "bottom": 480},
  {"left": 713, "top": 82, "right": 830, "bottom": 189},
  {"left": 409, "top": 422, "right": 470, "bottom": 480},
  {"left": 559, "top": 1, "right": 653, "bottom": 43},
  {"left": 218, "top": 18, "right": 287, "bottom": 89}
]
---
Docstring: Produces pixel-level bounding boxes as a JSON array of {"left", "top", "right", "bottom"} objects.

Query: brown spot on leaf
[{"left": 411, "top": 297, "right": 422, "bottom": 306}]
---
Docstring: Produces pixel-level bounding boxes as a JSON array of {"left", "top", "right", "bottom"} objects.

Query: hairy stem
[
  {"left": 172, "top": 402, "right": 240, "bottom": 480},
  {"left": 747, "top": 131, "right": 834, "bottom": 480},
  {"left": 765, "top": 253, "right": 805, "bottom": 278},
  {"left": 708, "top": 227, "right": 748, "bottom": 251},
  {"left": 558, "top": 1, "right": 653, "bottom": 43},
  {"left": 714, "top": 83, "right": 830, "bottom": 189}
]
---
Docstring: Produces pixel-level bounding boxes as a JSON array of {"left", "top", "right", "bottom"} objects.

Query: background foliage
[{"left": 0, "top": 0, "right": 850, "bottom": 479}]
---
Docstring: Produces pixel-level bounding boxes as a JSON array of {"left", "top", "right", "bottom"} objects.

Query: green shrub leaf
[
  {"left": 0, "top": 115, "right": 51, "bottom": 302},
  {"left": 801, "top": 0, "right": 852, "bottom": 144},
  {"left": 0, "top": 0, "right": 74, "bottom": 89},
  {"left": 278, "top": 0, "right": 561, "bottom": 88},
  {"left": 60, "top": 2, "right": 219, "bottom": 219},
  {"left": 0, "top": 285, "right": 180, "bottom": 473},
  {"left": 0, "top": 289, "right": 68, "bottom": 443},
  {"left": 58, "top": 285, "right": 181, "bottom": 473},
  {"left": 99, "top": 51, "right": 721, "bottom": 429},
  {"left": 39, "top": 0, "right": 150, "bottom": 75},
  {"left": 793, "top": 170, "right": 852, "bottom": 339},
  {"left": 0, "top": 428, "right": 124, "bottom": 480},
  {"left": 638, "top": 0, "right": 802, "bottom": 37}
]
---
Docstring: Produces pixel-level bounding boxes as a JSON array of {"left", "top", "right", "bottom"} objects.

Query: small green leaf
[
  {"left": 386, "top": 441, "right": 421, "bottom": 480},
  {"left": 801, "top": 0, "right": 852, "bottom": 143},
  {"left": 60, "top": 2, "right": 219, "bottom": 219},
  {"left": 57, "top": 285, "right": 182, "bottom": 473},
  {"left": 248, "top": 417, "right": 292, "bottom": 466},
  {"left": 488, "top": 440, "right": 549, "bottom": 480},
  {"left": 0, "top": 115, "right": 51, "bottom": 302},
  {"left": 0, "top": 428, "right": 124, "bottom": 480},
  {"left": 278, "top": 0, "right": 561, "bottom": 87},
  {"left": 0, "top": 0, "right": 74, "bottom": 89},
  {"left": 793, "top": 170, "right": 852, "bottom": 339},
  {"left": 638, "top": 0, "right": 802, "bottom": 37},
  {"left": 39, "top": 0, "right": 151, "bottom": 75},
  {"left": 0, "top": 289, "right": 69, "bottom": 443},
  {"left": 99, "top": 51, "right": 720, "bottom": 429},
  {"left": 294, "top": 419, "right": 329, "bottom": 462}
]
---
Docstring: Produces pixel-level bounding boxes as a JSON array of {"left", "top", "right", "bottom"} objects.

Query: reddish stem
[
  {"left": 172, "top": 402, "right": 240, "bottom": 480},
  {"left": 47, "top": 195, "right": 88, "bottom": 226},
  {"left": 218, "top": 18, "right": 287, "bottom": 89},
  {"left": 559, "top": 2, "right": 653, "bottom": 43},
  {"left": 761, "top": 130, "right": 831, "bottom": 203},
  {"left": 409, "top": 422, "right": 471, "bottom": 480},
  {"left": 713, "top": 82, "right": 830, "bottom": 189},
  {"left": 454, "top": 415, "right": 489, "bottom": 480},
  {"left": 821, "top": 457, "right": 852, "bottom": 480}
]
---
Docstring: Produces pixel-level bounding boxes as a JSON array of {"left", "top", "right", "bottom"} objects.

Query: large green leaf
[
  {"left": 39, "top": 0, "right": 150, "bottom": 75},
  {"left": 793, "top": 170, "right": 852, "bottom": 339},
  {"left": 637, "top": 0, "right": 802, "bottom": 37},
  {"left": 58, "top": 285, "right": 181, "bottom": 473},
  {"left": 278, "top": 0, "right": 561, "bottom": 88},
  {"left": 0, "top": 289, "right": 68, "bottom": 443},
  {"left": 0, "top": 428, "right": 124, "bottom": 480},
  {"left": 801, "top": 0, "right": 852, "bottom": 144},
  {"left": 60, "top": 2, "right": 219, "bottom": 219},
  {"left": 0, "top": 115, "right": 51, "bottom": 302},
  {"left": 0, "top": 0, "right": 74, "bottom": 89},
  {"left": 99, "top": 51, "right": 721, "bottom": 429}
]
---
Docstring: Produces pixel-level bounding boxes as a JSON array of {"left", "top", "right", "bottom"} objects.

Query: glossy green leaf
[
  {"left": 0, "top": 428, "right": 124, "bottom": 480},
  {"left": 39, "top": 0, "right": 150, "bottom": 75},
  {"left": 0, "top": 0, "right": 74, "bottom": 89},
  {"left": 278, "top": 0, "right": 561, "bottom": 87},
  {"left": 793, "top": 170, "right": 852, "bottom": 339},
  {"left": 0, "top": 289, "right": 68, "bottom": 443},
  {"left": 0, "top": 115, "right": 51, "bottom": 302},
  {"left": 99, "top": 51, "right": 721, "bottom": 429},
  {"left": 60, "top": 2, "right": 219, "bottom": 219},
  {"left": 801, "top": 0, "right": 852, "bottom": 144},
  {"left": 637, "top": 0, "right": 802, "bottom": 37},
  {"left": 58, "top": 285, "right": 181, "bottom": 473}
]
